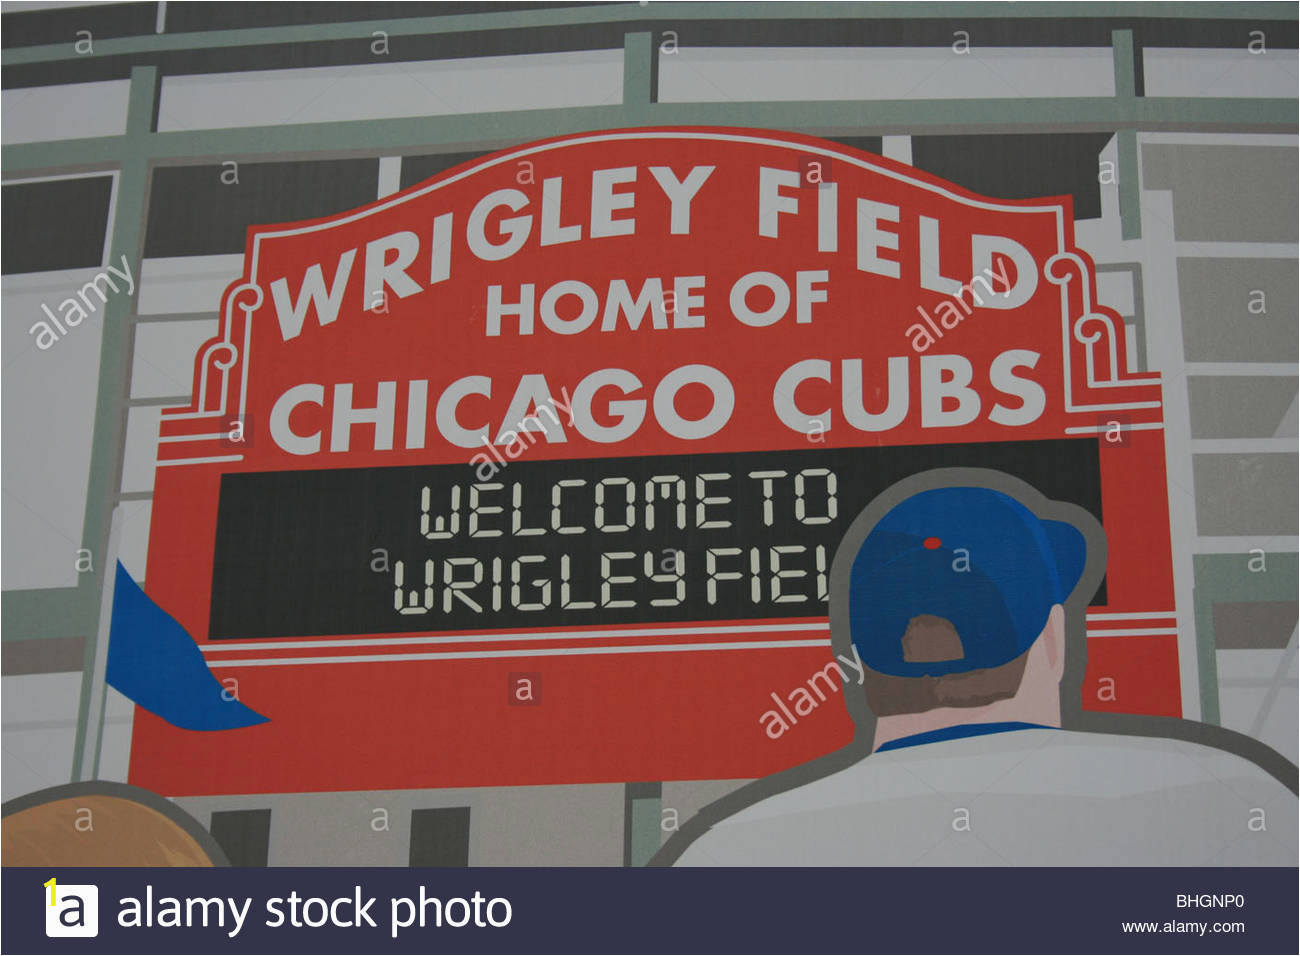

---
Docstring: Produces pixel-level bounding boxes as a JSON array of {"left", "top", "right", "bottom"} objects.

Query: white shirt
[{"left": 675, "top": 728, "right": 1298, "bottom": 866}]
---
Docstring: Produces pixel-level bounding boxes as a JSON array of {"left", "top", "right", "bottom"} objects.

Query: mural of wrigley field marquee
[{"left": 137, "top": 128, "right": 1172, "bottom": 797}]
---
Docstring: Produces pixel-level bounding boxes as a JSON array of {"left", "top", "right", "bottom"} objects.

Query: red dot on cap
[{"left": 923, "top": 536, "right": 942, "bottom": 550}]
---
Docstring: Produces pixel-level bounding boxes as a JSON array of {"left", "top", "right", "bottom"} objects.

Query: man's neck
[{"left": 872, "top": 698, "right": 1061, "bottom": 752}]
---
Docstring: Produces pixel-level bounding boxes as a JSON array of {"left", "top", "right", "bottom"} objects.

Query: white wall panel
[
  {"left": 660, "top": 47, "right": 1114, "bottom": 103},
  {"left": 136, "top": 255, "right": 242, "bottom": 315},
  {"left": 1, "top": 79, "right": 130, "bottom": 144},
  {"left": 120, "top": 405, "right": 162, "bottom": 494},
  {"left": 1145, "top": 48, "right": 1299, "bottom": 98},
  {"left": 1, "top": 271, "right": 109, "bottom": 590},
  {"left": 157, "top": 51, "right": 624, "bottom": 131},
  {"left": 130, "top": 318, "right": 218, "bottom": 399}
]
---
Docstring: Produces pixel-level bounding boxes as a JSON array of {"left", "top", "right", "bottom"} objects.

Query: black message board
[{"left": 209, "top": 438, "right": 1103, "bottom": 639}]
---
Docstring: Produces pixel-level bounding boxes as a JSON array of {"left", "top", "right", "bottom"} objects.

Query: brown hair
[
  {"left": 3, "top": 793, "right": 218, "bottom": 867},
  {"left": 862, "top": 614, "right": 1029, "bottom": 717}
]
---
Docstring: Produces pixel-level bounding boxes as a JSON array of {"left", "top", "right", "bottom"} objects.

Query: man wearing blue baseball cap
[
  {"left": 846, "top": 483, "right": 1085, "bottom": 754},
  {"left": 671, "top": 471, "right": 1297, "bottom": 866}
]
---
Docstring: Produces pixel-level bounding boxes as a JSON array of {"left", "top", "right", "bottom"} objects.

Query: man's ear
[{"left": 1043, "top": 603, "right": 1066, "bottom": 682}]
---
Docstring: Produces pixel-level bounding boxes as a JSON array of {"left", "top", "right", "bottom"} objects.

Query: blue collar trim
[{"left": 875, "top": 721, "right": 1052, "bottom": 753}]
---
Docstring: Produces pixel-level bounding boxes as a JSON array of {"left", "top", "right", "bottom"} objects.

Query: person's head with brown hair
[
  {"left": 844, "top": 485, "right": 1086, "bottom": 751},
  {"left": 2, "top": 782, "right": 226, "bottom": 867}
]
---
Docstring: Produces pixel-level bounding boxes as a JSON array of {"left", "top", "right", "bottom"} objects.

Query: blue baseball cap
[{"left": 848, "top": 487, "right": 1087, "bottom": 678}]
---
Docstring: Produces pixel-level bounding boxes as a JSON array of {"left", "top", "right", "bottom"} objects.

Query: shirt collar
[{"left": 875, "top": 721, "right": 1052, "bottom": 753}]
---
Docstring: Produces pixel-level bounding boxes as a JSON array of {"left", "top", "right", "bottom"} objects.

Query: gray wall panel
[
  {"left": 1177, "top": 259, "right": 1298, "bottom": 363},
  {"left": 1144, "top": 145, "right": 1299, "bottom": 242},
  {"left": 1193, "top": 453, "right": 1299, "bottom": 536},
  {"left": 1188, "top": 376, "right": 1298, "bottom": 439}
]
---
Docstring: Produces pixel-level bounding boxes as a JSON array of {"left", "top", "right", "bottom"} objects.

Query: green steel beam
[
  {"left": 0, "top": 136, "right": 123, "bottom": 177},
  {"left": 5, "top": 97, "right": 1296, "bottom": 177},
  {"left": 623, "top": 31, "right": 655, "bottom": 113},
  {"left": 68, "top": 65, "right": 156, "bottom": 781},
  {"left": 1193, "top": 552, "right": 1300, "bottom": 726},
  {"left": 1112, "top": 28, "right": 1136, "bottom": 99},
  {"left": 628, "top": 792, "right": 663, "bottom": 866},
  {"left": 1117, "top": 130, "right": 1142, "bottom": 239},
  {"left": 1, "top": 588, "right": 92, "bottom": 641},
  {"left": 3, "top": 2, "right": 1295, "bottom": 68},
  {"left": 1112, "top": 30, "right": 1142, "bottom": 240}
]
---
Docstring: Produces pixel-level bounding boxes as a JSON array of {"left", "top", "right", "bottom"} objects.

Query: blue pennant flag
[{"left": 106, "top": 562, "right": 268, "bottom": 731}]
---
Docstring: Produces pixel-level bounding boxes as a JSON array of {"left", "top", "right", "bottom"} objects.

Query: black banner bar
[
  {"left": 5, "top": 866, "right": 1296, "bottom": 955},
  {"left": 210, "top": 438, "right": 1103, "bottom": 639}
]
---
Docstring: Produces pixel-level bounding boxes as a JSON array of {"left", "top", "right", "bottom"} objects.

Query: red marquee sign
[{"left": 134, "top": 128, "right": 1177, "bottom": 796}]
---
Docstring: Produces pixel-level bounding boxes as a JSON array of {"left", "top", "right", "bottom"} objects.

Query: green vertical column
[
  {"left": 623, "top": 31, "right": 656, "bottom": 120},
  {"left": 1193, "top": 580, "right": 1223, "bottom": 727},
  {"left": 624, "top": 782, "right": 663, "bottom": 866},
  {"left": 1193, "top": 552, "right": 1300, "bottom": 726},
  {"left": 70, "top": 65, "right": 157, "bottom": 781},
  {"left": 1111, "top": 30, "right": 1142, "bottom": 240}
]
